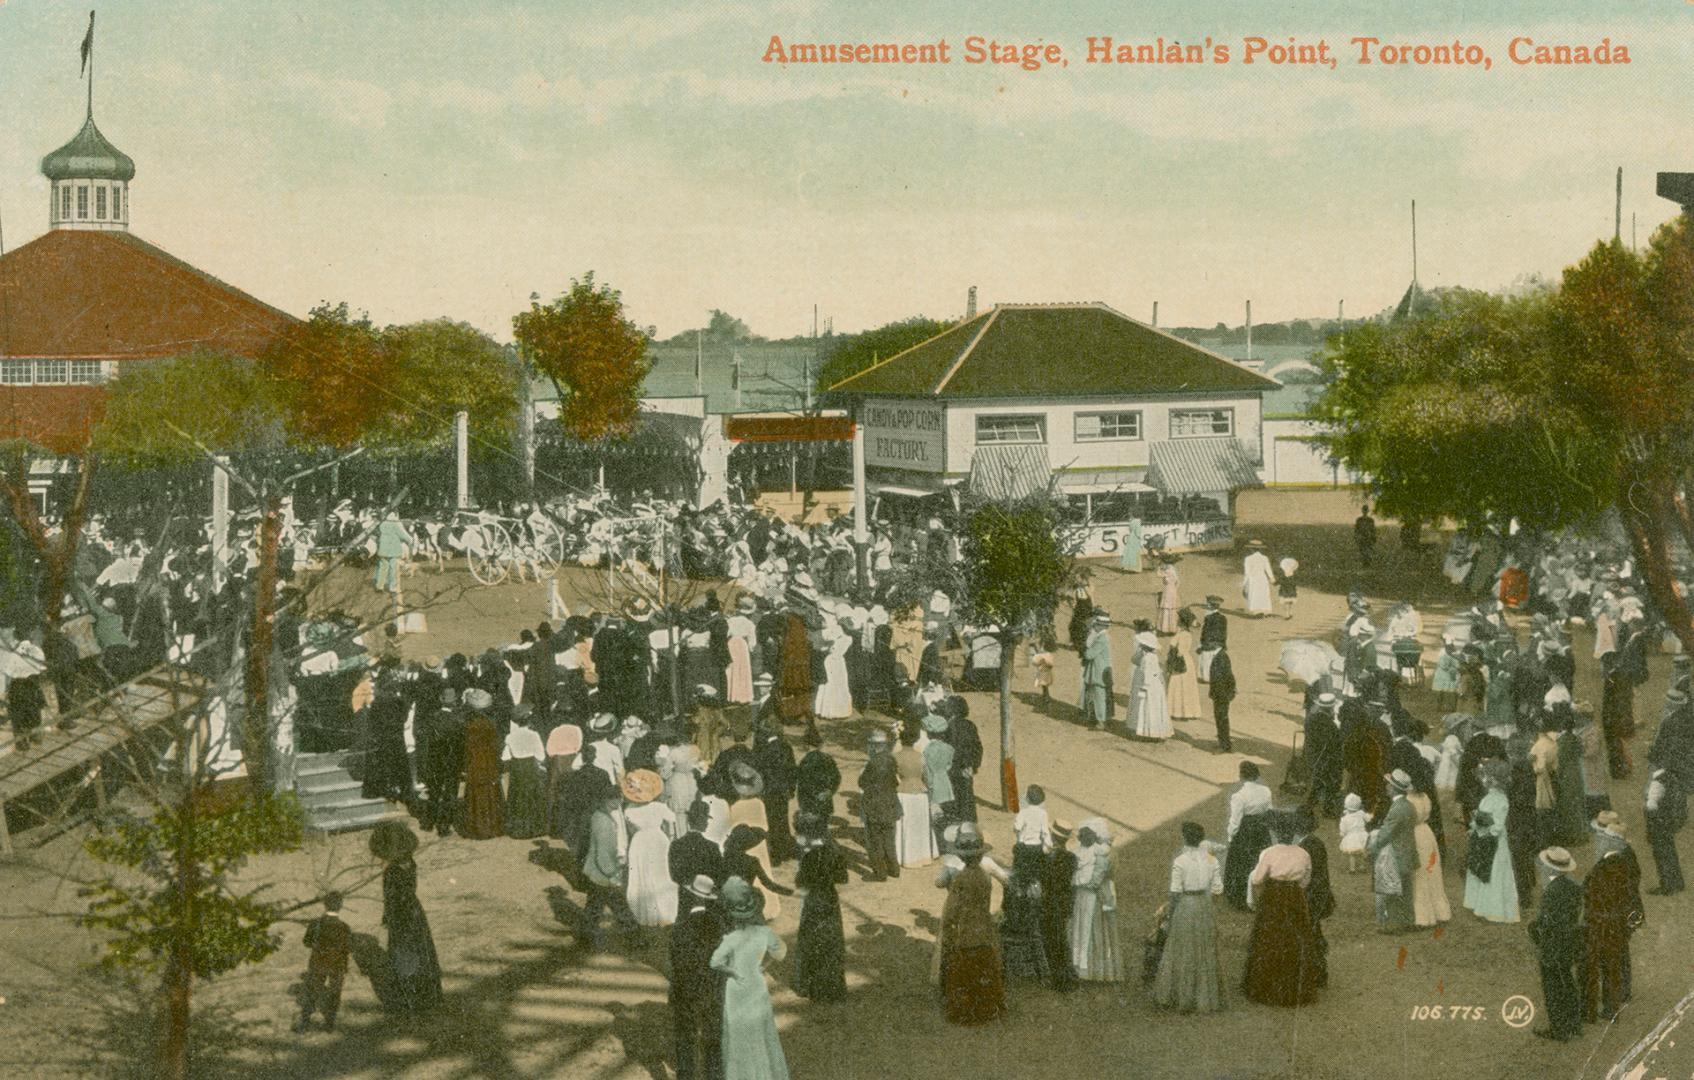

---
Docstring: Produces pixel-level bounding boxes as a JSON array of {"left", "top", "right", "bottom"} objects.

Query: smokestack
[
  {"left": 1245, "top": 300, "right": 1253, "bottom": 361},
  {"left": 1616, "top": 166, "right": 1623, "bottom": 243},
  {"left": 1338, "top": 299, "right": 1344, "bottom": 322},
  {"left": 966, "top": 286, "right": 978, "bottom": 320},
  {"left": 1151, "top": 301, "right": 1159, "bottom": 328}
]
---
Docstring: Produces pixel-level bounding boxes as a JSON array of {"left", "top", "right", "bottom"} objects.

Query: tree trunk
[
  {"left": 243, "top": 494, "right": 282, "bottom": 793},
  {"left": 0, "top": 453, "right": 94, "bottom": 632},
  {"left": 157, "top": 767, "right": 197, "bottom": 1080},
  {"left": 156, "top": 953, "right": 192, "bottom": 1080},
  {"left": 999, "top": 631, "right": 1019, "bottom": 813},
  {"left": 1618, "top": 476, "right": 1694, "bottom": 659}
]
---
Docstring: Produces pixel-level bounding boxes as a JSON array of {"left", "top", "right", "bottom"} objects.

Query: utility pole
[
  {"left": 695, "top": 329, "right": 703, "bottom": 398},
  {"left": 1616, "top": 166, "right": 1624, "bottom": 243}
]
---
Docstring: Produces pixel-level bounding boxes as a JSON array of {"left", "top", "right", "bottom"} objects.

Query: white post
[
  {"left": 852, "top": 407, "right": 869, "bottom": 587},
  {"left": 519, "top": 373, "right": 535, "bottom": 492},
  {"left": 454, "top": 410, "right": 470, "bottom": 509},
  {"left": 211, "top": 458, "right": 230, "bottom": 593}
]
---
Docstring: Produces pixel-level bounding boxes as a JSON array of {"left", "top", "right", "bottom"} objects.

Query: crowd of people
[{"left": 9, "top": 485, "right": 1694, "bottom": 1066}]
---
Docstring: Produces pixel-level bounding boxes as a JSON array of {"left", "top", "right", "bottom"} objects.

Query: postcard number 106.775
[{"left": 1409, "top": 1005, "right": 1487, "bottom": 1021}]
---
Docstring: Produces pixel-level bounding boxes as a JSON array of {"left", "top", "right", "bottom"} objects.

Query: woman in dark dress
[
  {"left": 1040, "top": 827, "right": 1080, "bottom": 991},
  {"left": 371, "top": 821, "right": 442, "bottom": 1015},
  {"left": 362, "top": 664, "right": 415, "bottom": 805},
  {"left": 1242, "top": 813, "right": 1323, "bottom": 1007},
  {"left": 460, "top": 695, "right": 504, "bottom": 840},
  {"left": 792, "top": 815, "right": 848, "bottom": 1003}
]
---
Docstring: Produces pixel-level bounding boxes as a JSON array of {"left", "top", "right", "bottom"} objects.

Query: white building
[{"left": 829, "top": 302, "right": 1279, "bottom": 554}]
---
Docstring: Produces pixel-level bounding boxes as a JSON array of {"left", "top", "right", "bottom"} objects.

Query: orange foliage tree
[{"left": 512, "top": 273, "right": 652, "bottom": 441}]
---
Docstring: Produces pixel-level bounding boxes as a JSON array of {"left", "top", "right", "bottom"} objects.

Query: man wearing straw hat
[
  {"left": 1366, "top": 770, "right": 1417, "bottom": 932},
  {"left": 1584, "top": 812, "right": 1644, "bottom": 1023},
  {"left": 1197, "top": 595, "right": 1226, "bottom": 683},
  {"left": 669, "top": 873, "right": 726, "bottom": 1080},
  {"left": 1081, "top": 609, "right": 1113, "bottom": 730},
  {"left": 1529, "top": 846, "right": 1584, "bottom": 1041}
]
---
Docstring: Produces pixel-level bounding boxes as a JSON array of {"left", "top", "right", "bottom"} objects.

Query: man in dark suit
[
  {"left": 669, "top": 878, "right": 727, "bottom": 1080},
  {"left": 1208, "top": 643, "right": 1237, "bottom": 752},
  {"left": 669, "top": 802, "right": 726, "bottom": 916},
  {"left": 945, "top": 699, "right": 983, "bottom": 823},
  {"left": 1293, "top": 807, "right": 1334, "bottom": 987},
  {"left": 1366, "top": 770, "right": 1418, "bottom": 931},
  {"left": 1198, "top": 596, "right": 1227, "bottom": 683},
  {"left": 1645, "top": 767, "right": 1687, "bottom": 895},
  {"left": 1530, "top": 847, "right": 1585, "bottom": 1041},
  {"left": 796, "top": 744, "right": 842, "bottom": 820},
  {"left": 857, "top": 730, "right": 902, "bottom": 880},
  {"left": 754, "top": 721, "right": 797, "bottom": 864},
  {"left": 1304, "top": 692, "right": 1344, "bottom": 816}
]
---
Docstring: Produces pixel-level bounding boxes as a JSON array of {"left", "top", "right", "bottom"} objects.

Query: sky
[{"left": 0, "top": 0, "right": 1690, "bottom": 341}]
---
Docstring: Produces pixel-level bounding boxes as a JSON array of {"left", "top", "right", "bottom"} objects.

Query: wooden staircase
[{"left": 294, "top": 750, "right": 409, "bottom": 833}]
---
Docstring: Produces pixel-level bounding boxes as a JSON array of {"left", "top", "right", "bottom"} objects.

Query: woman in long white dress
[
  {"left": 813, "top": 627, "right": 854, "bottom": 720},
  {"left": 1241, "top": 540, "right": 1275, "bottom": 616},
  {"left": 624, "top": 797, "right": 679, "bottom": 927},
  {"left": 1070, "top": 820, "right": 1123, "bottom": 982},
  {"left": 1131, "top": 632, "right": 1172, "bottom": 739},
  {"left": 894, "top": 729, "right": 937, "bottom": 866}
]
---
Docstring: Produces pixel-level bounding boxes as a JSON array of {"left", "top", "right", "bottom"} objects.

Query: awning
[
  {"left": 968, "top": 443, "right": 1051, "bottom": 501},
  {"left": 1146, "top": 438, "right": 1263, "bottom": 495}
]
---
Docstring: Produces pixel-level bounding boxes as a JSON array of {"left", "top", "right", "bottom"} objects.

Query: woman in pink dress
[{"left": 1157, "top": 557, "right": 1182, "bottom": 635}]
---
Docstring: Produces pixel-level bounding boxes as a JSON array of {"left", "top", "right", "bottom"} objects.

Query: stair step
[
  {"left": 309, "top": 803, "right": 408, "bottom": 833},
  {"left": 297, "top": 777, "right": 365, "bottom": 801}
]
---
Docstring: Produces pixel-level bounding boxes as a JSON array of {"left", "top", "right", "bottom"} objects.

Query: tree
[
  {"left": 0, "top": 442, "right": 93, "bottom": 632},
  {"left": 880, "top": 482, "right": 1082, "bottom": 809},
  {"left": 1314, "top": 217, "right": 1694, "bottom": 654},
  {"left": 513, "top": 274, "right": 652, "bottom": 441},
  {"left": 377, "top": 319, "right": 519, "bottom": 448},
  {"left": 817, "top": 315, "right": 954, "bottom": 397},
  {"left": 261, "top": 303, "right": 397, "bottom": 451},
  {"left": 94, "top": 350, "right": 286, "bottom": 468},
  {"left": 79, "top": 791, "right": 305, "bottom": 1079}
]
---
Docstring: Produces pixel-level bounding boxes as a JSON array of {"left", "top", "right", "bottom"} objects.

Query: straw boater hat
[
  {"left": 1593, "top": 810, "right": 1625, "bottom": 835},
  {"left": 1385, "top": 769, "right": 1412, "bottom": 793},
  {"left": 588, "top": 712, "right": 618, "bottom": 735},
  {"left": 684, "top": 873, "right": 717, "bottom": 900},
  {"left": 1316, "top": 691, "right": 1338, "bottom": 707},
  {"left": 621, "top": 768, "right": 663, "bottom": 805},
  {"left": 1540, "top": 847, "right": 1576, "bottom": 874},
  {"left": 423, "top": 655, "right": 444, "bottom": 673},
  {"left": 1091, "top": 609, "right": 1112, "bottom": 624},
  {"left": 1248, "top": 539, "right": 1265, "bottom": 549},
  {"left": 730, "top": 762, "right": 765, "bottom": 797},
  {"left": 463, "top": 688, "right": 494, "bottom": 712},
  {"left": 737, "top": 595, "right": 759, "bottom": 614}
]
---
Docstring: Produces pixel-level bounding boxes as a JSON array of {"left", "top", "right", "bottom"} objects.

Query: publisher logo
[{"left": 1501, "top": 995, "right": 1536, "bottom": 1028}]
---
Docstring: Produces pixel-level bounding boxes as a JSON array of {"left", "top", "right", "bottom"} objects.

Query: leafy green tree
[
  {"left": 514, "top": 273, "right": 653, "bottom": 441},
  {"left": 1316, "top": 217, "right": 1694, "bottom": 652},
  {"left": 378, "top": 318, "right": 519, "bottom": 447},
  {"left": 80, "top": 792, "right": 305, "bottom": 1079},
  {"left": 94, "top": 350, "right": 286, "bottom": 468},
  {"left": 818, "top": 315, "right": 954, "bottom": 396}
]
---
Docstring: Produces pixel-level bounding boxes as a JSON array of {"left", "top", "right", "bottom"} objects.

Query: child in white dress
[
  {"left": 1338, "top": 792, "right": 1369, "bottom": 872},
  {"left": 1433, "top": 734, "right": 1463, "bottom": 793}
]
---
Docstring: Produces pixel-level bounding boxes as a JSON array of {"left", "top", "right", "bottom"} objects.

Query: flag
[{"left": 80, "top": 11, "right": 95, "bottom": 75}]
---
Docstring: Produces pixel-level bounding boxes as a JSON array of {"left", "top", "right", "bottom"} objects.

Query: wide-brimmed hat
[
  {"left": 621, "top": 768, "right": 663, "bottom": 804},
  {"left": 423, "top": 655, "right": 444, "bottom": 673},
  {"left": 1385, "top": 769, "right": 1412, "bottom": 792},
  {"left": 730, "top": 762, "right": 765, "bottom": 796},
  {"left": 951, "top": 822, "right": 987, "bottom": 855},
  {"left": 368, "top": 819, "right": 418, "bottom": 862},
  {"left": 1593, "top": 810, "right": 1625, "bottom": 834},
  {"left": 1316, "top": 691, "right": 1338, "bottom": 706},
  {"left": 463, "top": 688, "right": 494, "bottom": 712},
  {"left": 1247, "top": 539, "right": 1265, "bottom": 549},
  {"left": 1540, "top": 847, "right": 1576, "bottom": 874},
  {"left": 726, "top": 824, "right": 767, "bottom": 854},
  {"left": 721, "top": 875, "right": 764, "bottom": 921},
  {"left": 1135, "top": 631, "right": 1157, "bottom": 650},
  {"left": 684, "top": 874, "right": 717, "bottom": 900},
  {"left": 546, "top": 723, "right": 583, "bottom": 757}
]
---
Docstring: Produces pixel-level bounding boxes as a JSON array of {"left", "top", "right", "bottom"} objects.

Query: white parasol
[{"left": 1279, "top": 639, "right": 1341, "bottom": 685}]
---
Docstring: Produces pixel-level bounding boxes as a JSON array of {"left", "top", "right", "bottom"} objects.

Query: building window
[
  {"left": 112, "top": 186, "right": 122, "bottom": 219},
  {"left": 77, "top": 186, "right": 88, "bottom": 219},
  {"left": 69, "top": 360, "right": 103, "bottom": 384},
  {"left": 96, "top": 187, "right": 107, "bottom": 219},
  {"left": 61, "top": 186, "right": 72, "bottom": 221},
  {"left": 1075, "top": 411, "right": 1142, "bottom": 441},
  {"left": 975, "top": 414, "right": 1046, "bottom": 444},
  {"left": 1170, "top": 408, "right": 1234, "bottom": 438},
  {"left": 1, "top": 359, "right": 32, "bottom": 385},
  {"left": 35, "top": 360, "right": 68, "bottom": 385}
]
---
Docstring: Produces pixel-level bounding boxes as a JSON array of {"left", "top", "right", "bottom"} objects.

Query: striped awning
[
  {"left": 968, "top": 443, "right": 1051, "bottom": 501},
  {"left": 1146, "top": 438, "right": 1263, "bottom": 495}
]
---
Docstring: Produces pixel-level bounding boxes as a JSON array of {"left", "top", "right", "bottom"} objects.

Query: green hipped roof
[
  {"left": 41, "top": 116, "right": 136, "bottom": 182},
  {"left": 828, "top": 303, "right": 1279, "bottom": 399}
]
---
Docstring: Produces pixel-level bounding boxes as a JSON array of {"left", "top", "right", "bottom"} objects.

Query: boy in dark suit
[
  {"left": 295, "top": 891, "right": 352, "bottom": 1032},
  {"left": 1530, "top": 847, "right": 1584, "bottom": 1041}
]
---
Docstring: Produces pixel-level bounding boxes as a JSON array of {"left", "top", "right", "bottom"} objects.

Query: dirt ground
[{"left": 2, "top": 488, "right": 1690, "bottom": 1080}]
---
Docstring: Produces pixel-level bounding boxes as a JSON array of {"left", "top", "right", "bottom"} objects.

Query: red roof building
[{"left": 0, "top": 109, "right": 296, "bottom": 452}]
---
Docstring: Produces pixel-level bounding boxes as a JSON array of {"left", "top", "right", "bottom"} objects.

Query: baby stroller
[{"left": 1392, "top": 637, "right": 1423, "bottom": 686}]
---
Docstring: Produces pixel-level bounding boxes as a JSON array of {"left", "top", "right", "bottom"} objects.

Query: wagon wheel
[
  {"left": 524, "top": 520, "right": 563, "bottom": 573},
  {"left": 465, "top": 522, "right": 511, "bottom": 586}
]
